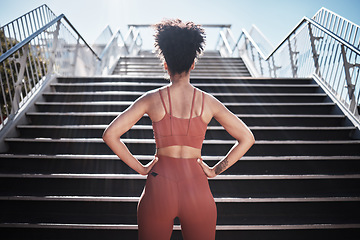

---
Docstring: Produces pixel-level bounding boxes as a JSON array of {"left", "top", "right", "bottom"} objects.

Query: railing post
[
  {"left": 248, "top": 40, "right": 256, "bottom": 63},
  {"left": 308, "top": 24, "right": 322, "bottom": 77},
  {"left": 72, "top": 36, "right": 80, "bottom": 75},
  {"left": 258, "top": 52, "right": 264, "bottom": 76},
  {"left": 10, "top": 44, "right": 29, "bottom": 116},
  {"left": 340, "top": 44, "right": 360, "bottom": 115},
  {"left": 271, "top": 56, "right": 280, "bottom": 78},
  {"left": 287, "top": 38, "right": 298, "bottom": 78},
  {"left": 267, "top": 61, "right": 272, "bottom": 77},
  {"left": 47, "top": 20, "right": 61, "bottom": 75}
]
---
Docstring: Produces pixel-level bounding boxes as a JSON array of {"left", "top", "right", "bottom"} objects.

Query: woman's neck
[{"left": 169, "top": 71, "right": 191, "bottom": 87}]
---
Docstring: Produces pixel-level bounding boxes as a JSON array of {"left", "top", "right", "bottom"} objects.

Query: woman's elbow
[
  {"left": 102, "top": 129, "right": 113, "bottom": 143},
  {"left": 239, "top": 130, "right": 255, "bottom": 147},
  {"left": 249, "top": 131, "right": 256, "bottom": 145}
]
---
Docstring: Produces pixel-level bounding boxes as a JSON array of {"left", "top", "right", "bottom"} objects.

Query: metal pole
[
  {"left": 72, "top": 36, "right": 80, "bottom": 75},
  {"left": 340, "top": 44, "right": 360, "bottom": 114},
  {"left": 287, "top": 38, "right": 298, "bottom": 78},
  {"left": 10, "top": 44, "right": 29, "bottom": 116},
  {"left": 308, "top": 24, "right": 322, "bottom": 77}
]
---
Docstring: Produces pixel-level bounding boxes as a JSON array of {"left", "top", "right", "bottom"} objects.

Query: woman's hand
[
  {"left": 139, "top": 156, "right": 159, "bottom": 175},
  {"left": 197, "top": 158, "right": 217, "bottom": 178}
]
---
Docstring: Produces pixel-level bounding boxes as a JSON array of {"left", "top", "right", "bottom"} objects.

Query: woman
[{"left": 103, "top": 19, "right": 255, "bottom": 240}]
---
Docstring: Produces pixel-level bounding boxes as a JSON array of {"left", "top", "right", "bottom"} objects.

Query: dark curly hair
[{"left": 154, "top": 19, "right": 206, "bottom": 74}]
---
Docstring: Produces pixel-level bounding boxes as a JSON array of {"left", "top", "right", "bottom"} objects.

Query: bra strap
[
  {"left": 167, "top": 87, "right": 172, "bottom": 116},
  {"left": 187, "top": 88, "right": 197, "bottom": 134},
  {"left": 159, "top": 89, "right": 168, "bottom": 113},
  {"left": 189, "top": 88, "right": 196, "bottom": 120},
  {"left": 200, "top": 92, "right": 205, "bottom": 116},
  {"left": 167, "top": 87, "right": 173, "bottom": 135}
]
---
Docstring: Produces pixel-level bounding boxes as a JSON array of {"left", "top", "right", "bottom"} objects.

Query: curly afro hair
[{"left": 153, "top": 19, "right": 206, "bottom": 74}]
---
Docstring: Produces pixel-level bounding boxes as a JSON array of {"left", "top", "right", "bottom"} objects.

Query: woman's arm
[
  {"left": 197, "top": 95, "right": 255, "bottom": 178},
  {"left": 102, "top": 94, "right": 158, "bottom": 175}
]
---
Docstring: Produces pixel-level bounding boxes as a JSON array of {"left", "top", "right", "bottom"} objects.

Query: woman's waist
[
  {"left": 154, "top": 134, "right": 204, "bottom": 149},
  {"left": 151, "top": 154, "right": 205, "bottom": 181},
  {"left": 156, "top": 145, "right": 201, "bottom": 159}
]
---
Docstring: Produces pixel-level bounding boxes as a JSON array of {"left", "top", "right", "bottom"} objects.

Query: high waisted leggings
[{"left": 137, "top": 155, "right": 217, "bottom": 240}]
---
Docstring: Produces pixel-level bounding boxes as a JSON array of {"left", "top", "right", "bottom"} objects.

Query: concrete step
[
  {"left": 49, "top": 82, "right": 321, "bottom": 93},
  {"left": 56, "top": 76, "right": 314, "bottom": 84},
  {"left": 1, "top": 222, "right": 358, "bottom": 240},
  {"left": 1, "top": 173, "right": 360, "bottom": 198},
  {"left": 43, "top": 92, "right": 328, "bottom": 103},
  {"left": 26, "top": 112, "right": 348, "bottom": 126},
  {"left": 1, "top": 154, "right": 360, "bottom": 175},
  {"left": 34, "top": 101, "right": 336, "bottom": 114},
  {"left": 0, "top": 173, "right": 360, "bottom": 198},
  {"left": 5, "top": 138, "right": 360, "bottom": 156},
  {"left": 1, "top": 196, "right": 359, "bottom": 225},
  {"left": 16, "top": 125, "right": 356, "bottom": 140}
]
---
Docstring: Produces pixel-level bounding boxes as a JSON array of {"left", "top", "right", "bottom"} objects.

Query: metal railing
[
  {"left": 126, "top": 24, "right": 233, "bottom": 54},
  {"left": 92, "top": 25, "right": 114, "bottom": 55},
  {"left": 217, "top": 7, "right": 360, "bottom": 128},
  {"left": 124, "top": 25, "right": 143, "bottom": 56},
  {"left": 97, "top": 28, "right": 128, "bottom": 75},
  {"left": 0, "top": 4, "right": 100, "bottom": 129}
]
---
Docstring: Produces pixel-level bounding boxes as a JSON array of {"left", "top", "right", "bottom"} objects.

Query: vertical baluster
[
  {"left": 308, "top": 24, "right": 322, "bottom": 77},
  {"left": 327, "top": 19, "right": 344, "bottom": 93},
  {"left": 35, "top": 9, "right": 47, "bottom": 81},
  {"left": 341, "top": 45, "right": 360, "bottom": 114},
  {"left": 287, "top": 38, "right": 297, "bottom": 78},
  {"left": 24, "top": 16, "right": 37, "bottom": 92},
  {"left": 28, "top": 11, "right": 41, "bottom": 87},
  {"left": 0, "top": 73, "right": 7, "bottom": 126},
  {"left": 0, "top": 29, "right": 14, "bottom": 115},
  {"left": 5, "top": 26, "right": 18, "bottom": 110}
]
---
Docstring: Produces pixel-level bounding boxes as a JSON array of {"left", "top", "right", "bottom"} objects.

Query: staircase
[{"left": 1, "top": 51, "right": 360, "bottom": 240}]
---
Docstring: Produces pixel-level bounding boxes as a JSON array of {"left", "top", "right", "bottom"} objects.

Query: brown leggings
[{"left": 137, "top": 155, "right": 217, "bottom": 240}]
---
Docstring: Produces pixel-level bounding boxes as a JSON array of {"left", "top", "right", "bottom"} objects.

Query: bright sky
[{"left": 1, "top": 0, "right": 359, "bottom": 51}]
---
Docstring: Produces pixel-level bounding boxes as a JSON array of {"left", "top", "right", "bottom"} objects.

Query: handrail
[
  {"left": 231, "top": 16, "right": 360, "bottom": 63},
  {"left": 1, "top": 4, "right": 56, "bottom": 29},
  {"left": 226, "top": 7, "right": 360, "bottom": 129},
  {"left": 128, "top": 24, "right": 232, "bottom": 28},
  {"left": 124, "top": 26, "right": 143, "bottom": 56},
  {"left": 240, "top": 29, "right": 268, "bottom": 60},
  {"left": 61, "top": 17, "right": 101, "bottom": 60},
  {"left": 99, "top": 28, "right": 127, "bottom": 59},
  {"left": 93, "top": 25, "right": 113, "bottom": 45},
  {"left": 0, "top": 15, "right": 100, "bottom": 64},
  {"left": 219, "top": 31, "right": 233, "bottom": 55},
  {"left": 0, "top": 5, "right": 101, "bottom": 131},
  {"left": 265, "top": 17, "right": 360, "bottom": 60},
  {"left": 97, "top": 28, "right": 128, "bottom": 75},
  {"left": 126, "top": 24, "right": 233, "bottom": 54}
]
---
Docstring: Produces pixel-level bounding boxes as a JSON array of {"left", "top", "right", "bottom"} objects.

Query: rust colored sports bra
[{"left": 152, "top": 87, "right": 207, "bottom": 149}]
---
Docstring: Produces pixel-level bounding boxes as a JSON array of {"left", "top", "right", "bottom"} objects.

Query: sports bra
[{"left": 152, "top": 87, "right": 208, "bottom": 149}]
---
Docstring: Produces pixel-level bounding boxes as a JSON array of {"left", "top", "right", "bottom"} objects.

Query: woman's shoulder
[
  {"left": 145, "top": 86, "right": 167, "bottom": 97},
  {"left": 194, "top": 87, "right": 221, "bottom": 105},
  {"left": 137, "top": 86, "right": 168, "bottom": 104}
]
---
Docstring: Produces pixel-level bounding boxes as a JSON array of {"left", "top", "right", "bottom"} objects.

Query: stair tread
[
  {"left": 1, "top": 195, "right": 359, "bottom": 202},
  {"left": 6, "top": 138, "right": 360, "bottom": 145},
  {"left": 57, "top": 76, "right": 312, "bottom": 81},
  {"left": 26, "top": 112, "right": 346, "bottom": 118},
  {"left": 35, "top": 101, "right": 335, "bottom": 106},
  {"left": 50, "top": 82, "right": 318, "bottom": 87},
  {"left": 1, "top": 222, "right": 359, "bottom": 230},
  {"left": 1, "top": 173, "right": 359, "bottom": 180},
  {"left": 17, "top": 125, "right": 356, "bottom": 130},
  {"left": 1, "top": 154, "right": 359, "bottom": 161},
  {"left": 43, "top": 92, "right": 327, "bottom": 96}
]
